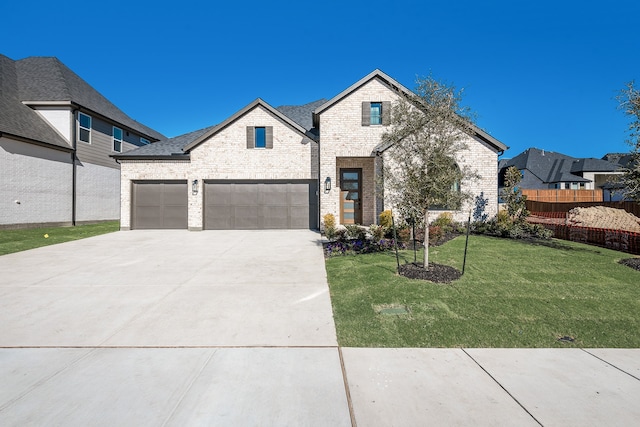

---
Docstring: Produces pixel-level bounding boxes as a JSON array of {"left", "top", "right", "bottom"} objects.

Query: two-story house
[
  {"left": 0, "top": 55, "right": 164, "bottom": 228},
  {"left": 114, "top": 70, "right": 507, "bottom": 230}
]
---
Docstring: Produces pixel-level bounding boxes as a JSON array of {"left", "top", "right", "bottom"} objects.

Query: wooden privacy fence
[
  {"left": 522, "top": 189, "right": 603, "bottom": 202},
  {"left": 525, "top": 200, "right": 640, "bottom": 217},
  {"left": 537, "top": 223, "right": 640, "bottom": 255}
]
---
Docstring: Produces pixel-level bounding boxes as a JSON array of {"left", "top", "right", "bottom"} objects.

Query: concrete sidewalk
[{"left": 1, "top": 231, "right": 639, "bottom": 426}]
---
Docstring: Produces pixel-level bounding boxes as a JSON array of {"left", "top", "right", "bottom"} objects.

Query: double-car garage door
[{"left": 131, "top": 180, "right": 317, "bottom": 230}]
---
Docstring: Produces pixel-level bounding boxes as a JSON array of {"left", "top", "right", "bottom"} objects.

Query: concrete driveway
[
  {"left": 2, "top": 230, "right": 640, "bottom": 426},
  {"left": 0, "top": 230, "right": 351, "bottom": 426}
]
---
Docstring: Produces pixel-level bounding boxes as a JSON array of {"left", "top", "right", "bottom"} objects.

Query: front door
[{"left": 340, "top": 169, "right": 362, "bottom": 224}]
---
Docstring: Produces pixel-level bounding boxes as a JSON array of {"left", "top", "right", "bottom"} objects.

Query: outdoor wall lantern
[
  {"left": 192, "top": 179, "right": 199, "bottom": 195},
  {"left": 324, "top": 177, "right": 331, "bottom": 192}
]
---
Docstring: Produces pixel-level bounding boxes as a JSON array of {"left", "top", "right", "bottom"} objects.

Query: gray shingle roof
[
  {"left": 14, "top": 56, "right": 164, "bottom": 141},
  {"left": 276, "top": 99, "right": 327, "bottom": 131},
  {"left": 500, "top": 148, "right": 621, "bottom": 184},
  {"left": 0, "top": 55, "right": 71, "bottom": 150},
  {"left": 116, "top": 98, "right": 322, "bottom": 158},
  {"left": 114, "top": 125, "right": 216, "bottom": 157}
]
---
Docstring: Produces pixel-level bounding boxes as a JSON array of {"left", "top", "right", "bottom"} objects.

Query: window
[
  {"left": 370, "top": 102, "right": 382, "bottom": 125},
  {"left": 140, "top": 137, "right": 150, "bottom": 145},
  {"left": 362, "top": 101, "right": 390, "bottom": 126},
  {"left": 78, "top": 113, "right": 91, "bottom": 143},
  {"left": 113, "top": 127, "right": 123, "bottom": 152},
  {"left": 255, "top": 127, "right": 266, "bottom": 148},
  {"left": 246, "top": 126, "right": 273, "bottom": 149}
]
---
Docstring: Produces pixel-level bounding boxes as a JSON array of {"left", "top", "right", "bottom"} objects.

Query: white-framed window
[
  {"left": 140, "top": 137, "right": 150, "bottom": 145},
  {"left": 113, "top": 126, "right": 123, "bottom": 152},
  {"left": 78, "top": 113, "right": 91, "bottom": 143}
]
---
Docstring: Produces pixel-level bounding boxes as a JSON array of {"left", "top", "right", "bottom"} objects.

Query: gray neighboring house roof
[
  {"left": 0, "top": 55, "right": 72, "bottom": 150},
  {"left": 500, "top": 148, "right": 622, "bottom": 184},
  {"left": 1, "top": 54, "right": 165, "bottom": 145}
]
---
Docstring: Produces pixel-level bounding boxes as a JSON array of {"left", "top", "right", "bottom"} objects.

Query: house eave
[
  {"left": 0, "top": 131, "right": 74, "bottom": 152},
  {"left": 111, "top": 154, "right": 191, "bottom": 161}
]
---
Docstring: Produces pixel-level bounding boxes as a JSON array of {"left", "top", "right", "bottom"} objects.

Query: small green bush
[
  {"left": 369, "top": 224, "right": 385, "bottom": 241},
  {"left": 432, "top": 212, "right": 454, "bottom": 233},
  {"left": 345, "top": 224, "right": 367, "bottom": 240}
]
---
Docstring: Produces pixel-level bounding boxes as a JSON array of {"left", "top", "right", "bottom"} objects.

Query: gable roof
[
  {"left": 13, "top": 55, "right": 164, "bottom": 141},
  {"left": 0, "top": 55, "right": 72, "bottom": 150},
  {"left": 182, "top": 98, "right": 314, "bottom": 152},
  {"left": 500, "top": 148, "right": 622, "bottom": 184},
  {"left": 114, "top": 98, "right": 315, "bottom": 159},
  {"left": 313, "top": 69, "right": 507, "bottom": 154}
]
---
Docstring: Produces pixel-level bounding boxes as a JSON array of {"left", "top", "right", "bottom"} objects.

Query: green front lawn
[
  {"left": 0, "top": 221, "right": 120, "bottom": 256},
  {"left": 326, "top": 235, "right": 640, "bottom": 348}
]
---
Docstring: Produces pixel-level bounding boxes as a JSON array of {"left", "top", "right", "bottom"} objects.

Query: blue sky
[{"left": 2, "top": 0, "right": 638, "bottom": 159}]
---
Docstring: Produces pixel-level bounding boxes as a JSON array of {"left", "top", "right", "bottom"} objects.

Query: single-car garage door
[
  {"left": 204, "top": 180, "right": 317, "bottom": 230},
  {"left": 132, "top": 181, "right": 188, "bottom": 229}
]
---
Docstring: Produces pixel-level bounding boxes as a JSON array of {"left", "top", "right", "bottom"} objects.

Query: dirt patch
[
  {"left": 619, "top": 258, "right": 640, "bottom": 271},
  {"left": 567, "top": 207, "right": 640, "bottom": 232},
  {"left": 398, "top": 262, "right": 462, "bottom": 283}
]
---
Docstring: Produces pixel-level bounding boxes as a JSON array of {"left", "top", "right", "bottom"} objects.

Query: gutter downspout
[{"left": 71, "top": 109, "right": 78, "bottom": 226}]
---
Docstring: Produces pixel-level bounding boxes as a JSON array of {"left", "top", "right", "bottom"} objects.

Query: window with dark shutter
[
  {"left": 247, "top": 126, "right": 273, "bottom": 149},
  {"left": 265, "top": 126, "right": 273, "bottom": 149},
  {"left": 362, "top": 102, "right": 371, "bottom": 126},
  {"left": 247, "top": 126, "right": 255, "bottom": 148},
  {"left": 382, "top": 101, "right": 391, "bottom": 125}
]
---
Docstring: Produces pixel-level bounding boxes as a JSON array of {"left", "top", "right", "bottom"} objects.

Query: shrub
[
  {"left": 397, "top": 227, "right": 411, "bottom": 242},
  {"left": 432, "top": 212, "right": 454, "bottom": 232},
  {"left": 379, "top": 210, "right": 393, "bottom": 229},
  {"left": 345, "top": 224, "right": 367, "bottom": 240},
  {"left": 324, "top": 238, "right": 406, "bottom": 257},
  {"left": 323, "top": 213, "right": 337, "bottom": 240},
  {"left": 369, "top": 224, "right": 385, "bottom": 241},
  {"left": 429, "top": 225, "right": 444, "bottom": 244}
]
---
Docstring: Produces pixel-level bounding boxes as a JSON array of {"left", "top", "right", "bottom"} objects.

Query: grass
[
  {"left": 325, "top": 235, "right": 640, "bottom": 348},
  {"left": 0, "top": 222, "right": 120, "bottom": 256}
]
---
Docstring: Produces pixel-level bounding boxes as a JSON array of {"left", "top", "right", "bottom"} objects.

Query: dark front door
[{"left": 340, "top": 169, "right": 362, "bottom": 224}]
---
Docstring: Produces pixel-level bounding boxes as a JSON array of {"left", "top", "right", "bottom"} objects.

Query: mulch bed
[
  {"left": 398, "top": 262, "right": 462, "bottom": 283},
  {"left": 619, "top": 258, "right": 640, "bottom": 271}
]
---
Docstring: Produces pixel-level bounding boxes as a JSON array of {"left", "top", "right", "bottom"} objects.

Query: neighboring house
[
  {"left": 498, "top": 148, "right": 624, "bottom": 197},
  {"left": 114, "top": 69, "right": 507, "bottom": 230},
  {"left": 0, "top": 55, "right": 164, "bottom": 228}
]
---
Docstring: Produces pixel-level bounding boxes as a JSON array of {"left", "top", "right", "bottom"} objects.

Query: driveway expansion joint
[{"left": 461, "top": 348, "right": 544, "bottom": 427}]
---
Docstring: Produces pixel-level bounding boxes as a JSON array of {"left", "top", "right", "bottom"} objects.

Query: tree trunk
[{"left": 423, "top": 210, "right": 429, "bottom": 270}]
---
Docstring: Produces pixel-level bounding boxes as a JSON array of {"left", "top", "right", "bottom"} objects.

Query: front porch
[{"left": 321, "top": 157, "right": 382, "bottom": 226}]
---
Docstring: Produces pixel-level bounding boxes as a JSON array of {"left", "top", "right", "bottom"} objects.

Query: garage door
[
  {"left": 132, "top": 181, "right": 188, "bottom": 229},
  {"left": 204, "top": 180, "right": 318, "bottom": 230}
]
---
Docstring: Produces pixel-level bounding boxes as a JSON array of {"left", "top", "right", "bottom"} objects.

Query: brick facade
[
  {"left": 120, "top": 105, "right": 316, "bottom": 230},
  {"left": 119, "top": 71, "right": 503, "bottom": 231}
]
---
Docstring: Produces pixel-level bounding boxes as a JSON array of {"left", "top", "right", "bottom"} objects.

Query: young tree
[
  {"left": 380, "top": 75, "right": 478, "bottom": 269},
  {"left": 501, "top": 166, "right": 529, "bottom": 222},
  {"left": 617, "top": 81, "right": 640, "bottom": 201}
]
